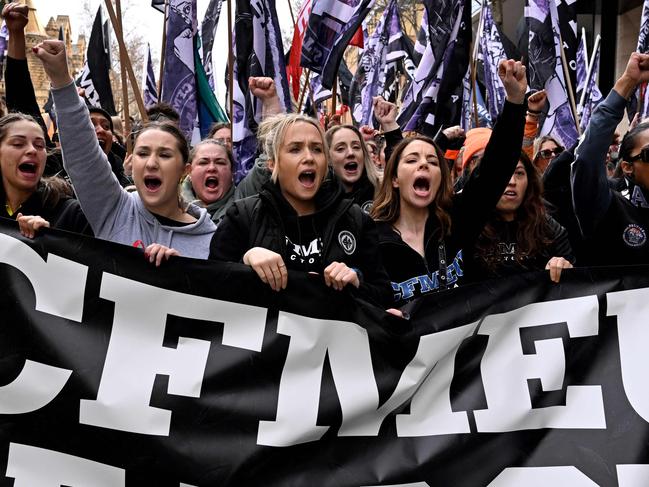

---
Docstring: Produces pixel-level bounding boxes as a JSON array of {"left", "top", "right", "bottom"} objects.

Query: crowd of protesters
[{"left": 4, "top": 2, "right": 649, "bottom": 316}]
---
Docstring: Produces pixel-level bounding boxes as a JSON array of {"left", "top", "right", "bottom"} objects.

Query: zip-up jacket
[
  {"left": 210, "top": 179, "right": 393, "bottom": 307},
  {"left": 571, "top": 88, "right": 649, "bottom": 265},
  {"left": 377, "top": 99, "right": 526, "bottom": 307}
]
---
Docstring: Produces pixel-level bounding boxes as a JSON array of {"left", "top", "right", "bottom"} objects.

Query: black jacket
[
  {"left": 571, "top": 89, "right": 649, "bottom": 266},
  {"left": 376, "top": 100, "right": 526, "bottom": 307},
  {"left": 463, "top": 215, "right": 575, "bottom": 283},
  {"left": 1, "top": 184, "right": 92, "bottom": 236},
  {"left": 347, "top": 173, "right": 375, "bottom": 213},
  {"left": 210, "top": 179, "right": 393, "bottom": 306}
]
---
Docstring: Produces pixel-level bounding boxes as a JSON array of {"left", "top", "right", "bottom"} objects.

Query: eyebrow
[{"left": 8, "top": 135, "right": 45, "bottom": 142}]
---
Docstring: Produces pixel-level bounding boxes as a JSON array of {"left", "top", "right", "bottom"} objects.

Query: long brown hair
[
  {"left": 370, "top": 136, "right": 453, "bottom": 239},
  {"left": 474, "top": 151, "right": 552, "bottom": 270}
]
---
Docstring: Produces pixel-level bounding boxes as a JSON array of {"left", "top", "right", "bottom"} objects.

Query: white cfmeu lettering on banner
[
  {"left": 617, "top": 465, "right": 649, "bottom": 486},
  {"left": 79, "top": 273, "right": 267, "bottom": 436},
  {"left": 474, "top": 296, "right": 606, "bottom": 432},
  {"left": 395, "top": 322, "right": 479, "bottom": 437},
  {"left": 258, "top": 312, "right": 377, "bottom": 446},
  {"left": 487, "top": 466, "right": 598, "bottom": 486},
  {"left": 607, "top": 287, "right": 649, "bottom": 424},
  {"left": 258, "top": 314, "right": 478, "bottom": 447},
  {"left": 0, "top": 360, "right": 71, "bottom": 414},
  {"left": 6, "top": 443, "right": 125, "bottom": 486},
  {"left": 0, "top": 234, "right": 87, "bottom": 413},
  {"left": 0, "top": 233, "right": 87, "bottom": 321}
]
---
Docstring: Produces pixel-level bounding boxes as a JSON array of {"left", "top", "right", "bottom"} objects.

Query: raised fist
[
  {"left": 498, "top": 59, "right": 527, "bottom": 105},
  {"left": 2, "top": 2, "right": 28, "bottom": 33},
  {"left": 249, "top": 77, "right": 277, "bottom": 101}
]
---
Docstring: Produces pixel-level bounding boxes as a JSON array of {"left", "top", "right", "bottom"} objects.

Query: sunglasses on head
[
  {"left": 538, "top": 147, "right": 564, "bottom": 159},
  {"left": 628, "top": 147, "right": 649, "bottom": 163}
]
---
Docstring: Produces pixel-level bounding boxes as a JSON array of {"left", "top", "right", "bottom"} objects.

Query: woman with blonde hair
[{"left": 210, "top": 113, "right": 391, "bottom": 305}]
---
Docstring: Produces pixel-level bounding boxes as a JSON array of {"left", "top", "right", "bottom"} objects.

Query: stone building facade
[{"left": 0, "top": 0, "right": 86, "bottom": 118}]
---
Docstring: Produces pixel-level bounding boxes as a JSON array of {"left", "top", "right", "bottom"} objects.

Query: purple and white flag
[
  {"left": 479, "top": 1, "right": 507, "bottom": 122},
  {"left": 397, "top": 0, "right": 471, "bottom": 135},
  {"left": 200, "top": 0, "right": 224, "bottom": 91},
  {"left": 143, "top": 43, "right": 158, "bottom": 108},
  {"left": 161, "top": 0, "right": 198, "bottom": 138},
  {"left": 232, "top": 0, "right": 291, "bottom": 183},
  {"left": 383, "top": 26, "right": 415, "bottom": 104},
  {"left": 310, "top": 73, "right": 332, "bottom": 105},
  {"left": 629, "top": 0, "right": 649, "bottom": 122},
  {"left": 460, "top": 67, "right": 493, "bottom": 131},
  {"left": 556, "top": 0, "right": 578, "bottom": 93},
  {"left": 300, "top": 0, "right": 375, "bottom": 91},
  {"left": 526, "top": 0, "right": 578, "bottom": 149},
  {"left": 349, "top": 0, "right": 406, "bottom": 126}
]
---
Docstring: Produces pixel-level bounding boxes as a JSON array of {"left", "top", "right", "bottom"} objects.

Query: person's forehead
[
  {"left": 284, "top": 122, "right": 322, "bottom": 142},
  {"left": 213, "top": 127, "right": 231, "bottom": 138},
  {"left": 90, "top": 113, "right": 111, "bottom": 125},
  {"left": 541, "top": 140, "right": 559, "bottom": 149},
  {"left": 196, "top": 144, "right": 228, "bottom": 158}
]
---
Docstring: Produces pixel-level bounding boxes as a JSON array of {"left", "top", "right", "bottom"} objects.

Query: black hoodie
[
  {"left": 376, "top": 100, "right": 526, "bottom": 307},
  {"left": 210, "top": 178, "right": 393, "bottom": 307}
]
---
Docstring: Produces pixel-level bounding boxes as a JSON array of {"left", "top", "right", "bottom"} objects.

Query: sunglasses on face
[
  {"left": 628, "top": 147, "right": 649, "bottom": 163},
  {"left": 538, "top": 147, "right": 564, "bottom": 159}
]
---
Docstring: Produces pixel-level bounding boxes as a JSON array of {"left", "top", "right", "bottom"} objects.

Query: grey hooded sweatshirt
[{"left": 53, "top": 81, "right": 216, "bottom": 258}]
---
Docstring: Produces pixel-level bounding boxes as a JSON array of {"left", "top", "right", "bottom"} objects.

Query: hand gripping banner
[{"left": 3, "top": 219, "right": 649, "bottom": 486}]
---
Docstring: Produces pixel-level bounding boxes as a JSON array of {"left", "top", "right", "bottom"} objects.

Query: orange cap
[{"left": 462, "top": 128, "right": 492, "bottom": 168}]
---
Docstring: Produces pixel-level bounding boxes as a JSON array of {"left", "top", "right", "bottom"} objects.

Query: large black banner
[{"left": 2, "top": 219, "right": 649, "bottom": 486}]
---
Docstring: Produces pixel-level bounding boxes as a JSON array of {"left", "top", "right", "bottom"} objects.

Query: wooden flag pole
[
  {"left": 104, "top": 0, "right": 148, "bottom": 122},
  {"left": 227, "top": 0, "right": 234, "bottom": 132},
  {"left": 297, "top": 69, "right": 311, "bottom": 112},
  {"left": 286, "top": 0, "right": 296, "bottom": 28},
  {"left": 158, "top": 0, "right": 168, "bottom": 100},
  {"left": 114, "top": 0, "right": 132, "bottom": 154},
  {"left": 331, "top": 76, "right": 338, "bottom": 118},
  {"left": 558, "top": 30, "right": 581, "bottom": 135}
]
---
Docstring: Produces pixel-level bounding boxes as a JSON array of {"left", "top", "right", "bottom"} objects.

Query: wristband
[{"left": 527, "top": 108, "right": 542, "bottom": 114}]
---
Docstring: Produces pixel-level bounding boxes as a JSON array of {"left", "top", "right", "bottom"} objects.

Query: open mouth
[
  {"left": 298, "top": 170, "right": 316, "bottom": 187},
  {"left": 413, "top": 177, "right": 430, "bottom": 192},
  {"left": 344, "top": 161, "right": 358, "bottom": 172},
  {"left": 18, "top": 162, "right": 37, "bottom": 174},
  {"left": 503, "top": 190, "right": 517, "bottom": 197},
  {"left": 205, "top": 176, "right": 219, "bottom": 189},
  {"left": 144, "top": 176, "right": 162, "bottom": 191}
]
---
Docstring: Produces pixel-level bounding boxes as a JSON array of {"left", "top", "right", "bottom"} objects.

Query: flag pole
[
  {"left": 576, "top": 28, "right": 589, "bottom": 112},
  {"left": 470, "top": 2, "right": 485, "bottom": 128},
  {"left": 114, "top": 0, "right": 132, "bottom": 154},
  {"left": 104, "top": 0, "right": 148, "bottom": 122},
  {"left": 578, "top": 34, "right": 600, "bottom": 112},
  {"left": 298, "top": 69, "right": 311, "bottom": 112},
  {"left": 558, "top": 30, "right": 581, "bottom": 135},
  {"left": 286, "top": 0, "right": 296, "bottom": 28},
  {"left": 158, "top": 0, "right": 168, "bottom": 100},
  {"left": 227, "top": 0, "right": 234, "bottom": 133},
  {"left": 331, "top": 76, "right": 338, "bottom": 117}
]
